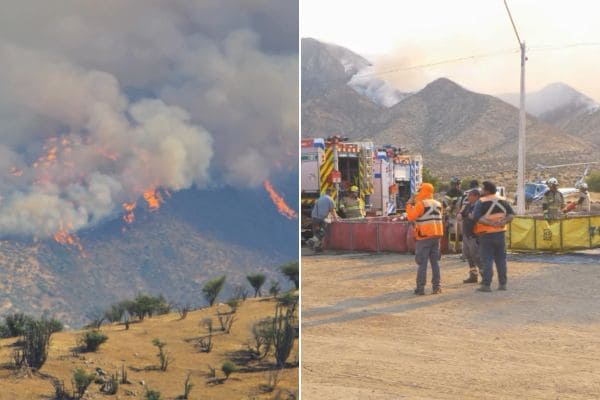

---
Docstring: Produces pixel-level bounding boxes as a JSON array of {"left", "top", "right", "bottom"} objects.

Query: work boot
[
  {"left": 477, "top": 285, "right": 492, "bottom": 293},
  {"left": 498, "top": 283, "right": 507, "bottom": 291},
  {"left": 414, "top": 288, "right": 425, "bottom": 296},
  {"left": 432, "top": 287, "right": 442, "bottom": 295},
  {"left": 463, "top": 274, "right": 478, "bottom": 284}
]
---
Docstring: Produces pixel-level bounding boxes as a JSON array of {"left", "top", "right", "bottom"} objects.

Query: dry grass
[{"left": 0, "top": 298, "right": 298, "bottom": 399}]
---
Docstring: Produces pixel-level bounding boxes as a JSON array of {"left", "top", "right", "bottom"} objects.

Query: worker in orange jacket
[{"left": 406, "top": 183, "right": 444, "bottom": 295}]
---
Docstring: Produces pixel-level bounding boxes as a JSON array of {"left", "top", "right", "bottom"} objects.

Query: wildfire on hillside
[
  {"left": 53, "top": 223, "right": 86, "bottom": 257},
  {"left": 143, "top": 187, "right": 163, "bottom": 211},
  {"left": 264, "top": 180, "right": 297, "bottom": 220}
]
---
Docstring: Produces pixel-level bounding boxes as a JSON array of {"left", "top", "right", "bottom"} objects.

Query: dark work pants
[
  {"left": 478, "top": 231, "right": 507, "bottom": 286},
  {"left": 462, "top": 235, "right": 481, "bottom": 275},
  {"left": 415, "top": 237, "right": 441, "bottom": 289}
]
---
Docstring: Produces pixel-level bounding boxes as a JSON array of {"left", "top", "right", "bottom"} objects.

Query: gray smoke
[{"left": 0, "top": 0, "right": 298, "bottom": 238}]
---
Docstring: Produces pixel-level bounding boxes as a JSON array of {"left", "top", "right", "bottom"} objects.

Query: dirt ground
[
  {"left": 0, "top": 297, "right": 298, "bottom": 399},
  {"left": 301, "top": 249, "right": 600, "bottom": 399}
]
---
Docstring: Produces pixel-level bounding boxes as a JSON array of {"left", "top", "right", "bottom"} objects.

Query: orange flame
[
  {"left": 53, "top": 224, "right": 86, "bottom": 256},
  {"left": 143, "top": 188, "right": 163, "bottom": 211},
  {"left": 96, "top": 146, "right": 118, "bottom": 161},
  {"left": 263, "top": 180, "right": 297, "bottom": 220},
  {"left": 123, "top": 201, "right": 137, "bottom": 223}
]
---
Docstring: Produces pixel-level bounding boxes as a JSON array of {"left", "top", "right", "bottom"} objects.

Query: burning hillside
[{"left": 0, "top": 1, "right": 298, "bottom": 244}]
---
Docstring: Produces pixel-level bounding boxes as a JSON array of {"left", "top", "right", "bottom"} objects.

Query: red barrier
[
  {"left": 379, "top": 223, "right": 408, "bottom": 252},
  {"left": 406, "top": 226, "right": 416, "bottom": 253},
  {"left": 351, "top": 223, "right": 378, "bottom": 252},
  {"left": 326, "top": 222, "right": 353, "bottom": 250}
]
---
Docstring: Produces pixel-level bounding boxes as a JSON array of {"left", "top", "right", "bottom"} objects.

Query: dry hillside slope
[{"left": 0, "top": 297, "right": 298, "bottom": 399}]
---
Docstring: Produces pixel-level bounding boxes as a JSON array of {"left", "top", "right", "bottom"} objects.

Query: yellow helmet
[{"left": 350, "top": 185, "right": 359, "bottom": 193}]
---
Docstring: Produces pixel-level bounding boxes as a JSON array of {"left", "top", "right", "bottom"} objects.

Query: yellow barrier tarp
[
  {"left": 508, "top": 215, "right": 600, "bottom": 251},
  {"left": 509, "top": 217, "right": 535, "bottom": 250},
  {"left": 591, "top": 216, "right": 600, "bottom": 248}
]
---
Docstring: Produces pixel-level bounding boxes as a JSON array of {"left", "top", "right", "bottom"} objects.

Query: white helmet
[
  {"left": 580, "top": 182, "right": 588, "bottom": 190},
  {"left": 547, "top": 177, "right": 558, "bottom": 186}
]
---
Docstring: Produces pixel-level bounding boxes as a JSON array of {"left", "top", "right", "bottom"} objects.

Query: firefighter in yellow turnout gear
[
  {"left": 542, "top": 177, "right": 565, "bottom": 220},
  {"left": 339, "top": 185, "right": 366, "bottom": 219}
]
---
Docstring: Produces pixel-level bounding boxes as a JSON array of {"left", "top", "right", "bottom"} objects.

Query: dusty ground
[
  {"left": 0, "top": 297, "right": 298, "bottom": 399},
  {"left": 302, "top": 250, "right": 600, "bottom": 399}
]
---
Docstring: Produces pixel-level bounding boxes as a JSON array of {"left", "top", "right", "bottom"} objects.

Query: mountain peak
[{"left": 422, "top": 77, "right": 465, "bottom": 92}]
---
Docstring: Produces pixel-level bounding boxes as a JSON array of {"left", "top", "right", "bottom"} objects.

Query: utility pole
[
  {"left": 517, "top": 41, "right": 526, "bottom": 214},
  {"left": 504, "top": 0, "right": 527, "bottom": 214}
]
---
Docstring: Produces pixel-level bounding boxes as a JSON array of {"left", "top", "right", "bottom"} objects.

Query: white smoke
[
  {"left": 0, "top": 1, "right": 297, "bottom": 238},
  {"left": 348, "top": 66, "right": 408, "bottom": 108}
]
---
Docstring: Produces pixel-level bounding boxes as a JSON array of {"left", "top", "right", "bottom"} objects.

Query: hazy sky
[{"left": 302, "top": 0, "right": 600, "bottom": 100}]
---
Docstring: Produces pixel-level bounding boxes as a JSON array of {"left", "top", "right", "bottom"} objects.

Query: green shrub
[
  {"left": 152, "top": 338, "right": 173, "bottom": 371},
  {"left": 202, "top": 276, "right": 226, "bottom": 306},
  {"left": 127, "top": 294, "right": 171, "bottom": 321},
  {"left": 586, "top": 171, "right": 600, "bottom": 192},
  {"left": 145, "top": 389, "right": 162, "bottom": 400},
  {"left": 104, "top": 301, "right": 128, "bottom": 323},
  {"left": 269, "top": 280, "right": 281, "bottom": 297},
  {"left": 72, "top": 369, "right": 95, "bottom": 399},
  {"left": 79, "top": 330, "right": 108, "bottom": 352},
  {"left": 2, "top": 312, "right": 32, "bottom": 338},
  {"left": 279, "top": 262, "right": 298, "bottom": 290},
  {"left": 246, "top": 273, "right": 267, "bottom": 297},
  {"left": 251, "top": 318, "right": 274, "bottom": 360},
  {"left": 226, "top": 298, "right": 240, "bottom": 312},
  {"left": 180, "top": 372, "right": 193, "bottom": 399},
  {"left": 221, "top": 361, "right": 236, "bottom": 380},
  {"left": 14, "top": 318, "right": 57, "bottom": 369}
]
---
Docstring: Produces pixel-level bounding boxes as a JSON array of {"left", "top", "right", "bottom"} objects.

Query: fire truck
[{"left": 301, "top": 136, "right": 422, "bottom": 238}]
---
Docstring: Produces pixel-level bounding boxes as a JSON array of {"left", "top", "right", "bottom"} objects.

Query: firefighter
[
  {"left": 473, "top": 181, "right": 514, "bottom": 292},
  {"left": 576, "top": 183, "right": 591, "bottom": 214},
  {"left": 406, "top": 183, "right": 444, "bottom": 295},
  {"left": 339, "top": 185, "right": 366, "bottom": 219},
  {"left": 443, "top": 176, "right": 463, "bottom": 214},
  {"left": 443, "top": 176, "right": 464, "bottom": 252},
  {"left": 457, "top": 188, "right": 482, "bottom": 283},
  {"left": 542, "top": 177, "right": 564, "bottom": 220},
  {"left": 308, "top": 188, "right": 338, "bottom": 252}
]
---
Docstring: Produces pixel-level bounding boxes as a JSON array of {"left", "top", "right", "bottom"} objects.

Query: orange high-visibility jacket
[
  {"left": 406, "top": 184, "right": 444, "bottom": 240},
  {"left": 474, "top": 194, "right": 508, "bottom": 235}
]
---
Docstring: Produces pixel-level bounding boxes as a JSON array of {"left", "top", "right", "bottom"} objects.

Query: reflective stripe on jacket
[
  {"left": 413, "top": 199, "right": 444, "bottom": 240},
  {"left": 340, "top": 196, "right": 365, "bottom": 218},
  {"left": 543, "top": 190, "right": 564, "bottom": 219},
  {"left": 474, "top": 194, "right": 508, "bottom": 235}
]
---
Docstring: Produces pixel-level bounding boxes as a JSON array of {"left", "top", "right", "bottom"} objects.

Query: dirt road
[{"left": 302, "top": 250, "right": 600, "bottom": 399}]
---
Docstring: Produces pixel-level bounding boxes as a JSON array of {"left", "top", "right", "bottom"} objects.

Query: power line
[
  {"left": 503, "top": 0, "right": 522, "bottom": 46},
  {"left": 529, "top": 42, "right": 600, "bottom": 52},
  {"left": 303, "top": 48, "right": 518, "bottom": 85}
]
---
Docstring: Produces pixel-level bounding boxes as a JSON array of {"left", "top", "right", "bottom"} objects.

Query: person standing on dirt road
[
  {"left": 457, "top": 188, "right": 482, "bottom": 283},
  {"left": 309, "top": 187, "right": 338, "bottom": 252},
  {"left": 406, "top": 183, "right": 444, "bottom": 295},
  {"left": 472, "top": 181, "right": 514, "bottom": 292}
]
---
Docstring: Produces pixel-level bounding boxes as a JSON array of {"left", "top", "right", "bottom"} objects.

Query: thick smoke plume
[{"left": 0, "top": 0, "right": 298, "bottom": 238}]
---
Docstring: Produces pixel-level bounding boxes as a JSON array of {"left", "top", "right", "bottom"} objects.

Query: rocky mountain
[
  {"left": 301, "top": 38, "right": 371, "bottom": 100},
  {"left": 0, "top": 179, "right": 298, "bottom": 327},
  {"left": 301, "top": 38, "right": 408, "bottom": 107},
  {"left": 499, "top": 82, "right": 600, "bottom": 146},
  {"left": 302, "top": 40, "right": 598, "bottom": 178}
]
